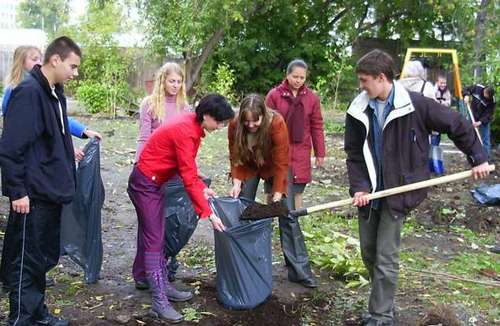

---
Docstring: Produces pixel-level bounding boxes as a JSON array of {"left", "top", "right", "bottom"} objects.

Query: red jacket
[
  {"left": 137, "top": 113, "right": 211, "bottom": 218},
  {"left": 266, "top": 80, "right": 326, "bottom": 184}
]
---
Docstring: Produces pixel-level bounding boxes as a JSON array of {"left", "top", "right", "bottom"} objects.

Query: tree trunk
[
  {"left": 185, "top": 27, "right": 225, "bottom": 97},
  {"left": 473, "top": 0, "right": 491, "bottom": 81}
]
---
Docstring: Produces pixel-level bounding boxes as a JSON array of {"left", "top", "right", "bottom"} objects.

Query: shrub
[{"left": 75, "top": 81, "right": 108, "bottom": 114}]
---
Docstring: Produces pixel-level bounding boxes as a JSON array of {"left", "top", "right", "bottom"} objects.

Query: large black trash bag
[
  {"left": 163, "top": 177, "right": 210, "bottom": 259},
  {"left": 210, "top": 197, "right": 273, "bottom": 310},
  {"left": 61, "top": 138, "right": 105, "bottom": 284}
]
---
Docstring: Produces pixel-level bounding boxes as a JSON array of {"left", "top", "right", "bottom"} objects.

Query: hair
[
  {"left": 232, "top": 94, "right": 274, "bottom": 167},
  {"left": 146, "top": 62, "right": 188, "bottom": 122},
  {"left": 356, "top": 49, "right": 395, "bottom": 81},
  {"left": 484, "top": 86, "right": 495, "bottom": 98},
  {"left": 286, "top": 59, "right": 308, "bottom": 75},
  {"left": 436, "top": 74, "right": 447, "bottom": 81},
  {"left": 402, "top": 60, "right": 427, "bottom": 80},
  {"left": 195, "top": 93, "right": 234, "bottom": 123},
  {"left": 4, "top": 46, "right": 42, "bottom": 87},
  {"left": 43, "top": 36, "right": 81, "bottom": 64}
]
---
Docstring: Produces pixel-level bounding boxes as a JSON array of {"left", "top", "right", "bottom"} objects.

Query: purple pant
[{"left": 128, "top": 166, "right": 165, "bottom": 280}]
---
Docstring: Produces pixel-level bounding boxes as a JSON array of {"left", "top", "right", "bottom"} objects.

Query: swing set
[{"left": 401, "top": 48, "right": 481, "bottom": 139}]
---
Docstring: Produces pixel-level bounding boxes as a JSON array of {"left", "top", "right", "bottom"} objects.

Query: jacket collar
[
  {"left": 29, "top": 64, "right": 65, "bottom": 98},
  {"left": 347, "top": 80, "right": 414, "bottom": 130},
  {"left": 278, "top": 79, "right": 308, "bottom": 98}
]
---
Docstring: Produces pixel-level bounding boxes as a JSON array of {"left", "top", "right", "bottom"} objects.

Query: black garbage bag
[
  {"left": 61, "top": 138, "right": 105, "bottom": 284},
  {"left": 210, "top": 197, "right": 273, "bottom": 310},
  {"left": 163, "top": 177, "right": 210, "bottom": 280},
  {"left": 471, "top": 184, "right": 500, "bottom": 205}
]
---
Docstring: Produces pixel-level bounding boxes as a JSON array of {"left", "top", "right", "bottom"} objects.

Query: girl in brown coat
[{"left": 228, "top": 94, "right": 318, "bottom": 288}]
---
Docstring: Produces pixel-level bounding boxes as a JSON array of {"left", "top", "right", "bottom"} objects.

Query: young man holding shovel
[{"left": 344, "top": 49, "right": 490, "bottom": 326}]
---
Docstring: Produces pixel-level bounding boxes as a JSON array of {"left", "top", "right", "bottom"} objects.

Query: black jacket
[
  {"left": 0, "top": 65, "right": 76, "bottom": 203},
  {"left": 344, "top": 81, "right": 487, "bottom": 219},
  {"left": 464, "top": 84, "right": 496, "bottom": 124}
]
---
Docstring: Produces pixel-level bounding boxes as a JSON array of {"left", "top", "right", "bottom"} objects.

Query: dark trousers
[
  {"left": 1, "top": 200, "right": 62, "bottom": 326},
  {"left": 358, "top": 202, "right": 404, "bottom": 323},
  {"left": 240, "top": 176, "right": 315, "bottom": 282}
]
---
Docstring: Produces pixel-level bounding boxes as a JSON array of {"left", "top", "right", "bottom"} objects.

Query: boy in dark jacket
[
  {"left": 463, "top": 84, "right": 496, "bottom": 158},
  {"left": 0, "top": 36, "right": 82, "bottom": 326},
  {"left": 344, "top": 49, "right": 490, "bottom": 326}
]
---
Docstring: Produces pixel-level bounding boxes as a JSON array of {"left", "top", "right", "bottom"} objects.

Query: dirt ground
[{"left": 0, "top": 114, "right": 498, "bottom": 325}]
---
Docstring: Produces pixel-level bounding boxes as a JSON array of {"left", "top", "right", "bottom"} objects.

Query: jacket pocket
[
  {"left": 409, "top": 128, "right": 428, "bottom": 168},
  {"left": 401, "top": 171, "right": 428, "bottom": 213}
]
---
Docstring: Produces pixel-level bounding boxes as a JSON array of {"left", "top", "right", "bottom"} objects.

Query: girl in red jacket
[
  {"left": 128, "top": 94, "right": 234, "bottom": 323},
  {"left": 265, "top": 59, "right": 326, "bottom": 288}
]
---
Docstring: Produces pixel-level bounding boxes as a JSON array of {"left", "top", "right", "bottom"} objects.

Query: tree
[
  {"left": 60, "top": 1, "right": 136, "bottom": 116},
  {"left": 17, "top": 0, "right": 69, "bottom": 36},
  {"left": 139, "top": 0, "right": 261, "bottom": 96}
]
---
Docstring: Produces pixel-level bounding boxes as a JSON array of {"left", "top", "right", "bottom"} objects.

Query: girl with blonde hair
[{"left": 135, "top": 62, "right": 190, "bottom": 161}]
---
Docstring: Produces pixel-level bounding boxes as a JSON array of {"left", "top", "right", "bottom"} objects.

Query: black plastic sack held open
[
  {"left": 61, "top": 138, "right": 105, "bottom": 284},
  {"left": 210, "top": 197, "right": 273, "bottom": 310}
]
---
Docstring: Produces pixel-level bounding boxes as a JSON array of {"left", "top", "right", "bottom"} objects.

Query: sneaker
[{"left": 34, "top": 314, "right": 69, "bottom": 326}]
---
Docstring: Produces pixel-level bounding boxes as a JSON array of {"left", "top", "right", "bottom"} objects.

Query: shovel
[{"left": 240, "top": 164, "right": 495, "bottom": 220}]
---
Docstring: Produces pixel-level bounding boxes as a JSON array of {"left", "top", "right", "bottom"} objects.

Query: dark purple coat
[{"left": 266, "top": 80, "right": 326, "bottom": 184}]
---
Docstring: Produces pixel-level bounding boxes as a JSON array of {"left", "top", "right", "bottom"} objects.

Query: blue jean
[{"left": 479, "top": 123, "right": 491, "bottom": 158}]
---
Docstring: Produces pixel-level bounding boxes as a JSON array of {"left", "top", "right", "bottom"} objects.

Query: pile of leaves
[{"left": 301, "top": 212, "right": 368, "bottom": 288}]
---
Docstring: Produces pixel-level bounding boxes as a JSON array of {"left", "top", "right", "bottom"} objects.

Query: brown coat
[{"left": 228, "top": 113, "right": 289, "bottom": 194}]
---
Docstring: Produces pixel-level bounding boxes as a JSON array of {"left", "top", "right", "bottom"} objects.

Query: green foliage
[
  {"left": 17, "top": 0, "right": 69, "bottom": 37},
  {"left": 301, "top": 212, "right": 368, "bottom": 288},
  {"left": 75, "top": 81, "right": 108, "bottom": 114},
  {"left": 206, "top": 62, "right": 238, "bottom": 105},
  {"left": 61, "top": 1, "right": 137, "bottom": 116}
]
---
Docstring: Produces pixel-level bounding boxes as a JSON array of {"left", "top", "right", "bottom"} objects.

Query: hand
[
  {"left": 473, "top": 121, "right": 481, "bottom": 128},
  {"left": 12, "top": 196, "right": 30, "bottom": 214},
  {"left": 74, "top": 148, "right": 84, "bottom": 161},
  {"left": 209, "top": 214, "right": 226, "bottom": 232},
  {"left": 471, "top": 162, "right": 490, "bottom": 180},
  {"left": 353, "top": 191, "right": 370, "bottom": 207},
  {"left": 84, "top": 129, "right": 102, "bottom": 139},
  {"left": 203, "top": 187, "right": 217, "bottom": 199},
  {"left": 229, "top": 179, "right": 242, "bottom": 198},
  {"left": 272, "top": 192, "right": 283, "bottom": 202},
  {"left": 315, "top": 157, "right": 325, "bottom": 168}
]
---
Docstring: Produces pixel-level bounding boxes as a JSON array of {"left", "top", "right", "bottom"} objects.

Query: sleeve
[
  {"left": 310, "top": 96, "right": 326, "bottom": 158},
  {"left": 423, "top": 83, "right": 436, "bottom": 101},
  {"left": 0, "top": 88, "right": 43, "bottom": 200},
  {"left": 174, "top": 133, "right": 212, "bottom": 218},
  {"left": 444, "top": 90, "right": 452, "bottom": 107},
  {"left": 68, "top": 117, "right": 86, "bottom": 138},
  {"left": 344, "top": 114, "right": 372, "bottom": 196},
  {"left": 135, "top": 99, "right": 153, "bottom": 162},
  {"left": 265, "top": 89, "right": 277, "bottom": 110},
  {"left": 423, "top": 97, "right": 488, "bottom": 166},
  {"left": 2, "top": 86, "right": 13, "bottom": 116},
  {"left": 270, "top": 117, "right": 289, "bottom": 194},
  {"left": 478, "top": 101, "right": 495, "bottom": 125}
]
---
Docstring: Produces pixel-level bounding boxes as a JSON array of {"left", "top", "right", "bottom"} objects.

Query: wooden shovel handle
[{"left": 306, "top": 164, "right": 495, "bottom": 214}]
